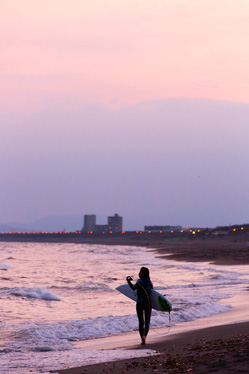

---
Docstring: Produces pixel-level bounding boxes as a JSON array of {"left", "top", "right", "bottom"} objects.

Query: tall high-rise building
[
  {"left": 108, "top": 213, "right": 123, "bottom": 232},
  {"left": 82, "top": 215, "right": 96, "bottom": 232}
]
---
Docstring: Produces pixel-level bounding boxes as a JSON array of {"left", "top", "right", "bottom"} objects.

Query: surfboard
[{"left": 116, "top": 284, "right": 172, "bottom": 312}]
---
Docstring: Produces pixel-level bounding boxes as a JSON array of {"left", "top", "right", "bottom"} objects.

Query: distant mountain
[{"left": 0, "top": 215, "right": 84, "bottom": 233}]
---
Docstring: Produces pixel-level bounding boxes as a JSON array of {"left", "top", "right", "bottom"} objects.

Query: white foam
[
  {"left": 1, "top": 242, "right": 249, "bottom": 374},
  {"left": 2, "top": 301, "right": 230, "bottom": 355},
  {"left": 10, "top": 287, "right": 61, "bottom": 301},
  {"left": 0, "top": 348, "right": 156, "bottom": 374}
]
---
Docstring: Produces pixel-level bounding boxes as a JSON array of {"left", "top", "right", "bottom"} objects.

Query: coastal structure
[
  {"left": 144, "top": 225, "right": 182, "bottom": 233},
  {"left": 82, "top": 213, "right": 123, "bottom": 233}
]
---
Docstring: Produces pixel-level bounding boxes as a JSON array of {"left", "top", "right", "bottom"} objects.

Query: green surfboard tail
[{"left": 158, "top": 296, "right": 172, "bottom": 312}]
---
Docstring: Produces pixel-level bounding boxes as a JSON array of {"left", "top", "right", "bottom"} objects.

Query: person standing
[{"left": 126, "top": 267, "right": 153, "bottom": 345}]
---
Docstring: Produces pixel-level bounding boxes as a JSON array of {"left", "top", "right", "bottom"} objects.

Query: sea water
[{"left": 1, "top": 242, "right": 249, "bottom": 373}]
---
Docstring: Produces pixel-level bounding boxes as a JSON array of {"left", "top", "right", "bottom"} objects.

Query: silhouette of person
[{"left": 127, "top": 267, "right": 153, "bottom": 345}]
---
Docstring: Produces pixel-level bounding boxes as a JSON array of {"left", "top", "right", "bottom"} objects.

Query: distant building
[
  {"left": 82, "top": 213, "right": 123, "bottom": 233},
  {"left": 108, "top": 214, "right": 123, "bottom": 232},
  {"left": 82, "top": 215, "right": 96, "bottom": 232},
  {"left": 144, "top": 225, "right": 182, "bottom": 233}
]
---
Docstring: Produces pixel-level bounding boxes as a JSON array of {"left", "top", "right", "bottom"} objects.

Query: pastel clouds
[
  {"left": 1, "top": 1, "right": 249, "bottom": 228},
  {"left": 1, "top": 0, "right": 249, "bottom": 113}
]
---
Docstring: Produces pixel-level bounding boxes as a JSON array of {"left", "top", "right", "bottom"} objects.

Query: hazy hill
[{"left": 0, "top": 215, "right": 84, "bottom": 233}]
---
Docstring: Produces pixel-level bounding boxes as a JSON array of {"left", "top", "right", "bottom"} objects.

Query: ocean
[{"left": 1, "top": 242, "right": 249, "bottom": 373}]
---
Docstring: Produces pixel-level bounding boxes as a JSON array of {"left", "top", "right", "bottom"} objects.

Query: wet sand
[
  {"left": 49, "top": 235, "right": 249, "bottom": 373},
  {"left": 150, "top": 236, "right": 249, "bottom": 265},
  {"left": 51, "top": 320, "right": 249, "bottom": 373}
]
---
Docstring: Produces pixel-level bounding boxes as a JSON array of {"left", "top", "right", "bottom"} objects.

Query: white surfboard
[{"left": 116, "top": 284, "right": 172, "bottom": 313}]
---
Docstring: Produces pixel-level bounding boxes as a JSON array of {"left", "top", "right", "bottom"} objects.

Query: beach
[
  {"left": 52, "top": 321, "right": 249, "bottom": 373},
  {"left": 151, "top": 235, "right": 249, "bottom": 265},
  {"left": 49, "top": 234, "right": 249, "bottom": 373}
]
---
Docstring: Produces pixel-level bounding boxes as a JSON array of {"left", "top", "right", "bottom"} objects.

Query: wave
[
  {"left": 165, "top": 278, "right": 248, "bottom": 290},
  {"left": 8, "top": 287, "right": 61, "bottom": 301},
  {"left": 2, "top": 300, "right": 231, "bottom": 355},
  {"left": 0, "top": 346, "right": 155, "bottom": 374},
  {"left": 78, "top": 282, "right": 112, "bottom": 291},
  {"left": 51, "top": 282, "right": 113, "bottom": 293},
  {"left": 0, "top": 263, "right": 11, "bottom": 270}
]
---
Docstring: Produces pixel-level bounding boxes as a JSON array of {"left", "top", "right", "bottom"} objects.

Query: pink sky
[
  {"left": 1, "top": 1, "right": 249, "bottom": 229},
  {"left": 1, "top": 0, "right": 249, "bottom": 112}
]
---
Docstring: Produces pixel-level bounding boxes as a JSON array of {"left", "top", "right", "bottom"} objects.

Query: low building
[
  {"left": 94, "top": 224, "right": 109, "bottom": 233},
  {"left": 144, "top": 225, "right": 182, "bottom": 233}
]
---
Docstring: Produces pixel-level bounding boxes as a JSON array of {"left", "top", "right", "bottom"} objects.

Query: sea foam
[{"left": 11, "top": 287, "right": 61, "bottom": 301}]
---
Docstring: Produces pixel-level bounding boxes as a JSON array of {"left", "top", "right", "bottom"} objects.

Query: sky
[{"left": 1, "top": 0, "right": 249, "bottom": 230}]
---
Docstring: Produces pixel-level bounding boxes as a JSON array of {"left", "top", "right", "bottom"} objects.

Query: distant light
[
  {"left": 136, "top": 231, "right": 139, "bottom": 234},
  {"left": 171, "top": 230, "right": 173, "bottom": 233},
  {"left": 192, "top": 231, "right": 196, "bottom": 235},
  {"left": 110, "top": 231, "right": 112, "bottom": 234},
  {"left": 140, "top": 231, "right": 142, "bottom": 234},
  {"left": 197, "top": 229, "right": 200, "bottom": 232},
  {"left": 241, "top": 227, "right": 244, "bottom": 230},
  {"left": 181, "top": 230, "right": 183, "bottom": 233},
  {"left": 148, "top": 231, "right": 151, "bottom": 234},
  {"left": 160, "top": 231, "right": 162, "bottom": 234},
  {"left": 233, "top": 228, "right": 236, "bottom": 231}
]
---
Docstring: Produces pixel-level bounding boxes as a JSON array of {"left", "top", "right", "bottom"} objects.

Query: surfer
[{"left": 126, "top": 267, "right": 153, "bottom": 345}]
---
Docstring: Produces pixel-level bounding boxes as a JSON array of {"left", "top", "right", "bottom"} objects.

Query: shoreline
[
  {"left": 2, "top": 233, "right": 249, "bottom": 265},
  {"left": 49, "top": 237, "right": 249, "bottom": 373},
  {"left": 52, "top": 319, "right": 249, "bottom": 374},
  {"left": 2, "top": 234, "right": 249, "bottom": 265}
]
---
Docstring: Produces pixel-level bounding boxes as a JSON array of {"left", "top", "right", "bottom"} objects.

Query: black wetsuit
[{"left": 127, "top": 278, "right": 153, "bottom": 338}]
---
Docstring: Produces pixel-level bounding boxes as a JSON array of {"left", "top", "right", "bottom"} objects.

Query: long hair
[{"left": 140, "top": 267, "right": 151, "bottom": 281}]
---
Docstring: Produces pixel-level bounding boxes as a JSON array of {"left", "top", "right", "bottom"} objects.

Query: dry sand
[{"left": 51, "top": 235, "right": 249, "bottom": 373}]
